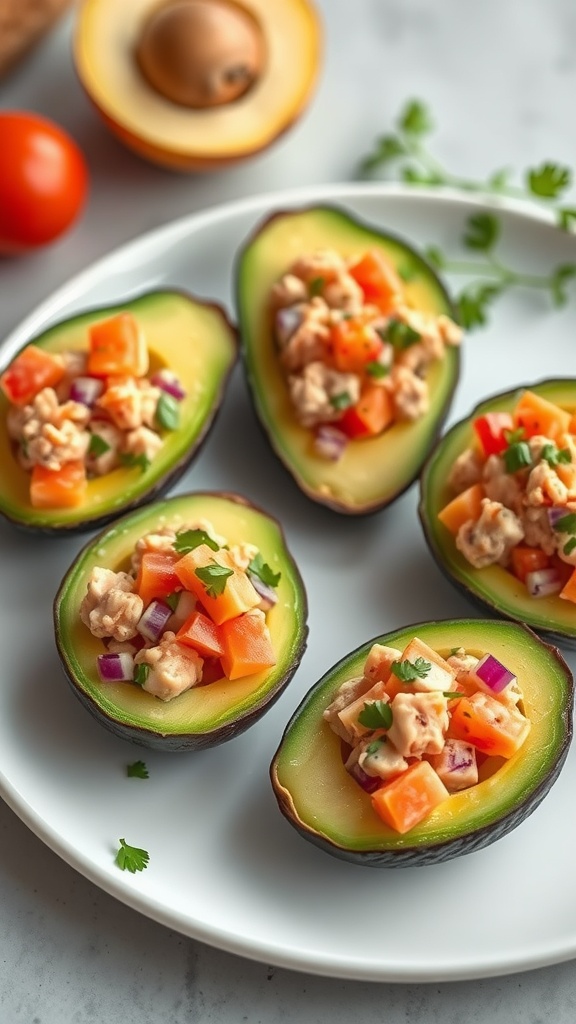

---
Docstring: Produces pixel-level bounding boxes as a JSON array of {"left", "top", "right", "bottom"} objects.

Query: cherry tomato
[{"left": 0, "top": 111, "right": 89, "bottom": 255}]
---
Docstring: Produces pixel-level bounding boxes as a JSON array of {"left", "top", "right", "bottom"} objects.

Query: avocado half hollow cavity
[
  {"left": 54, "top": 491, "right": 308, "bottom": 751},
  {"left": 0, "top": 290, "right": 237, "bottom": 534},
  {"left": 74, "top": 0, "right": 322, "bottom": 171},
  {"left": 235, "top": 204, "right": 461, "bottom": 515},
  {"left": 270, "top": 618, "right": 573, "bottom": 867},
  {"left": 419, "top": 379, "right": 576, "bottom": 647}
]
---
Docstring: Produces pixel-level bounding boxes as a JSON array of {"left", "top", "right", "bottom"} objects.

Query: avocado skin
[
  {"left": 418, "top": 379, "right": 576, "bottom": 648},
  {"left": 270, "top": 618, "right": 573, "bottom": 867},
  {"left": 54, "top": 491, "right": 308, "bottom": 751},
  {"left": 235, "top": 204, "right": 460, "bottom": 516},
  {"left": 0, "top": 290, "right": 238, "bottom": 535}
]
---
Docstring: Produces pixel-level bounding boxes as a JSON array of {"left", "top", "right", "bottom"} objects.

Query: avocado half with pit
[
  {"left": 0, "top": 290, "right": 237, "bottom": 534},
  {"left": 74, "top": 0, "right": 321, "bottom": 171},
  {"left": 54, "top": 490, "right": 308, "bottom": 751},
  {"left": 271, "top": 618, "right": 573, "bottom": 867},
  {"left": 235, "top": 204, "right": 460, "bottom": 515},
  {"left": 419, "top": 379, "right": 576, "bottom": 647}
]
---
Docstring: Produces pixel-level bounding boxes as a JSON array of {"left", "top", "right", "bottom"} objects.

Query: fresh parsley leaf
[
  {"left": 330, "top": 391, "right": 353, "bottom": 411},
  {"left": 119, "top": 452, "right": 151, "bottom": 473},
  {"left": 541, "top": 443, "right": 572, "bottom": 467},
  {"left": 195, "top": 562, "right": 233, "bottom": 598},
  {"left": 115, "top": 838, "right": 149, "bottom": 873},
  {"left": 174, "top": 528, "right": 220, "bottom": 554},
  {"left": 553, "top": 513, "right": 576, "bottom": 534},
  {"left": 527, "top": 162, "right": 571, "bottom": 200},
  {"left": 164, "top": 591, "right": 180, "bottom": 612},
  {"left": 365, "top": 360, "right": 389, "bottom": 379},
  {"left": 391, "top": 657, "right": 431, "bottom": 682},
  {"left": 503, "top": 441, "right": 532, "bottom": 474},
  {"left": 309, "top": 276, "right": 325, "bottom": 297},
  {"left": 360, "top": 133, "right": 407, "bottom": 173},
  {"left": 88, "top": 433, "right": 111, "bottom": 458},
  {"left": 448, "top": 646, "right": 462, "bottom": 657},
  {"left": 127, "top": 760, "right": 149, "bottom": 779},
  {"left": 357, "top": 699, "right": 393, "bottom": 730},
  {"left": 399, "top": 99, "right": 433, "bottom": 137},
  {"left": 365, "top": 739, "right": 385, "bottom": 757},
  {"left": 248, "top": 552, "right": 281, "bottom": 588},
  {"left": 463, "top": 212, "right": 500, "bottom": 252},
  {"left": 503, "top": 426, "right": 526, "bottom": 445},
  {"left": 133, "top": 663, "right": 150, "bottom": 687},
  {"left": 456, "top": 283, "right": 504, "bottom": 330},
  {"left": 564, "top": 537, "right": 576, "bottom": 556},
  {"left": 379, "top": 319, "right": 421, "bottom": 349},
  {"left": 156, "top": 391, "right": 180, "bottom": 431}
]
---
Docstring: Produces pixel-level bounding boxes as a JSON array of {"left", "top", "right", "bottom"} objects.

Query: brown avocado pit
[{"left": 136, "top": 0, "right": 266, "bottom": 109}]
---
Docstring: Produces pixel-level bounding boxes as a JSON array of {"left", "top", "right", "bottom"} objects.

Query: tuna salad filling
[
  {"left": 324, "top": 636, "right": 530, "bottom": 834},
  {"left": 0, "top": 312, "right": 186, "bottom": 509},
  {"left": 438, "top": 390, "right": 576, "bottom": 602},
  {"left": 79, "top": 518, "right": 279, "bottom": 701},
  {"left": 270, "top": 247, "right": 462, "bottom": 459}
]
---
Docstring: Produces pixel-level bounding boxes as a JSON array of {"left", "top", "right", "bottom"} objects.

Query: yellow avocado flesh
[
  {"left": 0, "top": 290, "right": 236, "bottom": 531},
  {"left": 236, "top": 205, "right": 459, "bottom": 514},
  {"left": 55, "top": 492, "right": 308, "bottom": 739},
  {"left": 420, "top": 380, "right": 576, "bottom": 645},
  {"left": 272, "top": 619, "right": 572, "bottom": 854},
  {"left": 74, "top": 0, "right": 321, "bottom": 168}
]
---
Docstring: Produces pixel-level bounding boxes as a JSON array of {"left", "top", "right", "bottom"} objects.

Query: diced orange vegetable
[
  {"left": 219, "top": 612, "right": 276, "bottom": 680},
  {"left": 328, "top": 316, "right": 383, "bottom": 373},
  {"left": 29, "top": 460, "right": 87, "bottom": 509},
  {"left": 0, "top": 344, "right": 65, "bottom": 406},
  {"left": 513, "top": 391, "right": 571, "bottom": 441},
  {"left": 371, "top": 761, "right": 449, "bottom": 834},
  {"left": 348, "top": 249, "right": 403, "bottom": 312},
  {"left": 135, "top": 551, "right": 181, "bottom": 607},
  {"left": 87, "top": 313, "right": 148, "bottom": 378},
  {"left": 450, "top": 691, "right": 530, "bottom": 758},
  {"left": 559, "top": 567, "right": 576, "bottom": 604},
  {"left": 176, "top": 610, "right": 225, "bottom": 658},
  {"left": 339, "top": 383, "right": 394, "bottom": 438},
  {"left": 510, "top": 545, "right": 550, "bottom": 583},
  {"left": 437, "top": 483, "right": 485, "bottom": 535},
  {"left": 174, "top": 543, "right": 260, "bottom": 625}
]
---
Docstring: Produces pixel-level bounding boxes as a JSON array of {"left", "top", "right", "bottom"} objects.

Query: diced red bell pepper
[
  {"left": 339, "top": 384, "right": 394, "bottom": 438},
  {"left": 473, "top": 413, "right": 514, "bottom": 457}
]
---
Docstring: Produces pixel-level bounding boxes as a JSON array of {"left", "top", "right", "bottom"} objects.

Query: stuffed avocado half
[
  {"left": 270, "top": 619, "right": 573, "bottom": 867},
  {"left": 54, "top": 491, "right": 308, "bottom": 751},
  {"left": 235, "top": 204, "right": 461, "bottom": 515},
  {"left": 0, "top": 290, "right": 237, "bottom": 533},
  {"left": 419, "top": 379, "right": 576, "bottom": 647}
]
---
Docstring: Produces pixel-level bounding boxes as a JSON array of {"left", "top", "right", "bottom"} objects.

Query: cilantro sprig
[
  {"left": 195, "top": 562, "right": 233, "bottom": 598},
  {"left": 357, "top": 699, "right": 393, "bottom": 730},
  {"left": 390, "top": 657, "right": 431, "bottom": 683},
  {"left": 127, "top": 760, "right": 149, "bottom": 779},
  {"left": 115, "top": 838, "right": 150, "bottom": 873},
  {"left": 359, "top": 99, "right": 576, "bottom": 329},
  {"left": 248, "top": 552, "right": 281, "bottom": 588},
  {"left": 174, "top": 528, "right": 220, "bottom": 554}
]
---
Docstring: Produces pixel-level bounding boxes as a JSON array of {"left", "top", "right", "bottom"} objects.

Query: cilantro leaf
[
  {"left": 527, "top": 162, "right": 572, "bottom": 199},
  {"left": 155, "top": 391, "right": 180, "bottom": 431},
  {"left": 360, "top": 133, "right": 407, "bottom": 173},
  {"left": 119, "top": 452, "right": 151, "bottom": 473},
  {"left": 391, "top": 657, "right": 431, "bottom": 683},
  {"left": 503, "top": 440, "right": 532, "bottom": 474},
  {"left": 541, "top": 443, "right": 572, "bottom": 467},
  {"left": 558, "top": 208, "right": 576, "bottom": 231},
  {"left": 399, "top": 99, "right": 433, "bottom": 137},
  {"left": 550, "top": 264, "right": 576, "bottom": 307},
  {"left": 379, "top": 319, "right": 421, "bottom": 349},
  {"left": 487, "top": 168, "right": 512, "bottom": 192},
  {"left": 401, "top": 166, "right": 443, "bottom": 186},
  {"left": 248, "top": 552, "right": 281, "bottom": 588},
  {"left": 174, "top": 528, "right": 220, "bottom": 554},
  {"left": 115, "top": 838, "right": 149, "bottom": 873},
  {"left": 330, "top": 391, "right": 353, "bottom": 411},
  {"left": 88, "top": 433, "right": 111, "bottom": 458},
  {"left": 357, "top": 699, "right": 393, "bottom": 730},
  {"left": 553, "top": 513, "right": 576, "bottom": 534},
  {"left": 365, "top": 360, "right": 389, "bottom": 379},
  {"left": 133, "top": 663, "right": 150, "bottom": 687},
  {"left": 309, "top": 276, "right": 325, "bottom": 297},
  {"left": 127, "top": 760, "right": 149, "bottom": 779},
  {"left": 564, "top": 537, "right": 576, "bottom": 556},
  {"left": 463, "top": 212, "right": 500, "bottom": 252},
  {"left": 195, "top": 562, "right": 233, "bottom": 598},
  {"left": 164, "top": 591, "right": 180, "bottom": 612},
  {"left": 456, "top": 283, "right": 504, "bottom": 330},
  {"left": 503, "top": 426, "right": 526, "bottom": 445}
]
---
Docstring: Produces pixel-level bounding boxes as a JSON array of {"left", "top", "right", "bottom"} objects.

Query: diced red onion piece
[
  {"left": 275, "top": 306, "right": 304, "bottom": 345},
  {"left": 474, "top": 653, "right": 516, "bottom": 694},
  {"left": 525, "top": 567, "right": 563, "bottom": 598},
  {"left": 248, "top": 573, "right": 278, "bottom": 611},
  {"left": 313, "top": 425, "right": 348, "bottom": 462},
  {"left": 137, "top": 600, "right": 172, "bottom": 642},
  {"left": 150, "top": 370, "right": 186, "bottom": 401},
  {"left": 69, "top": 376, "right": 104, "bottom": 407},
  {"left": 346, "top": 761, "right": 382, "bottom": 794},
  {"left": 547, "top": 507, "right": 568, "bottom": 529},
  {"left": 97, "top": 652, "right": 134, "bottom": 683}
]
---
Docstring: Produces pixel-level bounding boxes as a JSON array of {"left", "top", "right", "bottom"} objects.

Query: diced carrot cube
[
  {"left": 510, "top": 545, "right": 550, "bottom": 583},
  {"left": 135, "top": 551, "right": 181, "bottom": 607},
  {"left": 220, "top": 612, "right": 276, "bottom": 680},
  {"left": 437, "top": 483, "right": 485, "bottom": 535},
  {"left": 87, "top": 313, "right": 148, "bottom": 378},
  {"left": 0, "top": 345, "right": 65, "bottom": 406},
  {"left": 29, "top": 460, "right": 87, "bottom": 509},
  {"left": 174, "top": 543, "right": 260, "bottom": 625},
  {"left": 348, "top": 250, "right": 403, "bottom": 312},
  {"left": 339, "top": 383, "right": 394, "bottom": 438},
  {"left": 176, "top": 610, "right": 224, "bottom": 658},
  {"left": 449, "top": 691, "right": 530, "bottom": 758},
  {"left": 397, "top": 637, "right": 457, "bottom": 692},
  {"left": 371, "top": 761, "right": 449, "bottom": 834},
  {"left": 513, "top": 391, "right": 571, "bottom": 441}
]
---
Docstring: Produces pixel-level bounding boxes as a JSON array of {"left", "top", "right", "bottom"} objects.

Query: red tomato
[{"left": 0, "top": 111, "right": 88, "bottom": 255}]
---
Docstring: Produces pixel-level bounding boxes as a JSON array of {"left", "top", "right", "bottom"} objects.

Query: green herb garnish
[
  {"left": 174, "top": 528, "right": 220, "bottom": 554},
  {"left": 365, "top": 360, "right": 389, "bottom": 379},
  {"left": 365, "top": 739, "right": 386, "bottom": 756},
  {"left": 156, "top": 391, "right": 180, "bottom": 431},
  {"left": 503, "top": 441, "right": 532, "bottom": 474},
  {"left": 330, "top": 391, "right": 354, "bottom": 411},
  {"left": 444, "top": 691, "right": 466, "bottom": 699},
  {"left": 195, "top": 562, "right": 233, "bottom": 598},
  {"left": 357, "top": 700, "right": 393, "bottom": 730},
  {"left": 115, "top": 838, "right": 149, "bottom": 873},
  {"left": 564, "top": 537, "right": 576, "bottom": 556},
  {"left": 390, "top": 657, "right": 431, "bottom": 682},
  {"left": 541, "top": 443, "right": 572, "bottom": 467},
  {"left": 378, "top": 319, "right": 420, "bottom": 349},
  {"left": 164, "top": 591, "right": 180, "bottom": 612},
  {"left": 133, "top": 663, "right": 150, "bottom": 687},
  {"left": 127, "top": 760, "right": 149, "bottom": 779},
  {"left": 88, "top": 433, "right": 111, "bottom": 458},
  {"left": 248, "top": 552, "right": 281, "bottom": 588},
  {"left": 552, "top": 513, "right": 576, "bottom": 534},
  {"left": 503, "top": 427, "right": 526, "bottom": 446},
  {"left": 119, "top": 452, "right": 151, "bottom": 473},
  {"left": 309, "top": 276, "right": 325, "bottom": 297}
]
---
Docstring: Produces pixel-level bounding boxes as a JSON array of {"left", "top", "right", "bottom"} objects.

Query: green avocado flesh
[
  {"left": 419, "top": 380, "right": 576, "bottom": 647},
  {"left": 54, "top": 492, "right": 308, "bottom": 751},
  {"left": 271, "top": 619, "right": 572, "bottom": 867},
  {"left": 236, "top": 205, "right": 459, "bottom": 514},
  {"left": 0, "top": 290, "right": 237, "bottom": 532}
]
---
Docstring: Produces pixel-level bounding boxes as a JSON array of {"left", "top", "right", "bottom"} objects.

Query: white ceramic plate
[{"left": 2, "top": 183, "right": 576, "bottom": 983}]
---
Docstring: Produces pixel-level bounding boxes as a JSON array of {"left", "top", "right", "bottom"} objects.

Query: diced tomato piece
[
  {"left": 348, "top": 249, "right": 403, "bottom": 312},
  {"left": 510, "top": 545, "right": 550, "bottom": 583},
  {"left": 220, "top": 612, "right": 276, "bottom": 680},
  {"left": 339, "top": 383, "right": 394, "bottom": 438},
  {"left": 0, "top": 345, "right": 65, "bottom": 406},
  {"left": 328, "top": 316, "right": 383, "bottom": 373},
  {"left": 371, "top": 761, "right": 449, "bottom": 834},
  {"left": 135, "top": 551, "right": 181, "bottom": 607},
  {"left": 176, "top": 610, "right": 225, "bottom": 658},
  {"left": 29, "top": 460, "right": 87, "bottom": 509},
  {"left": 87, "top": 312, "right": 148, "bottom": 378},
  {"left": 473, "top": 412, "right": 514, "bottom": 457}
]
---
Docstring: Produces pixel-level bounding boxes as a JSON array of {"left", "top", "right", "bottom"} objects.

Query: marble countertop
[{"left": 3, "top": 0, "right": 576, "bottom": 1019}]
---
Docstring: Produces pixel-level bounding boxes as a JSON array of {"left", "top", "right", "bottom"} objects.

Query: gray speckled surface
[{"left": 3, "top": 0, "right": 576, "bottom": 1018}]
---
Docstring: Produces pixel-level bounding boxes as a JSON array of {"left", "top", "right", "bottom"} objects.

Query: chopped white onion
[
  {"left": 525, "top": 567, "right": 563, "bottom": 598},
  {"left": 137, "top": 600, "right": 172, "bottom": 642},
  {"left": 97, "top": 652, "right": 134, "bottom": 683},
  {"left": 275, "top": 306, "right": 304, "bottom": 346},
  {"left": 151, "top": 370, "right": 186, "bottom": 401}
]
